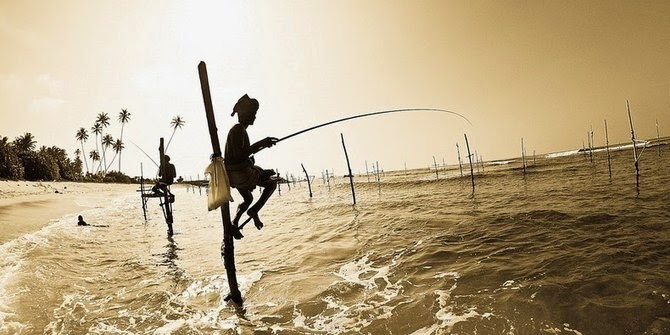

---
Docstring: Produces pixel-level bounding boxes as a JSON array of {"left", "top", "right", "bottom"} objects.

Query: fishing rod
[{"left": 276, "top": 108, "right": 472, "bottom": 143}]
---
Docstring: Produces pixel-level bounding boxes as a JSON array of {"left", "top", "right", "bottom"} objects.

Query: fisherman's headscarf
[{"left": 231, "top": 94, "right": 259, "bottom": 117}]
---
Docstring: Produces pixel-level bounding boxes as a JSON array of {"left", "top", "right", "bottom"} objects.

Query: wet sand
[{"left": 0, "top": 181, "right": 138, "bottom": 244}]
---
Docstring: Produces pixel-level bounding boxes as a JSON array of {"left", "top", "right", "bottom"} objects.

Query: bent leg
[
  {"left": 233, "top": 189, "right": 253, "bottom": 227},
  {"left": 247, "top": 178, "right": 277, "bottom": 229}
]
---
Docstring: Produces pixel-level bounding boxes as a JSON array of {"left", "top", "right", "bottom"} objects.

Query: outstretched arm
[{"left": 249, "top": 137, "right": 278, "bottom": 155}]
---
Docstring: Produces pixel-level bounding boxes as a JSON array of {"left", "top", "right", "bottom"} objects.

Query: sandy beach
[{"left": 0, "top": 181, "right": 138, "bottom": 244}]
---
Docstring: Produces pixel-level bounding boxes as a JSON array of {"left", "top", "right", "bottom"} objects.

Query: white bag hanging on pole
[{"left": 204, "top": 157, "right": 233, "bottom": 211}]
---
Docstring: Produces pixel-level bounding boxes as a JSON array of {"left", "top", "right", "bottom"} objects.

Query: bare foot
[
  {"left": 231, "top": 225, "right": 244, "bottom": 239},
  {"left": 247, "top": 209, "right": 263, "bottom": 230}
]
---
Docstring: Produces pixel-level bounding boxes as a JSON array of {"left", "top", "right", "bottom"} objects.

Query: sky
[{"left": 1, "top": 0, "right": 668, "bottom": 179}]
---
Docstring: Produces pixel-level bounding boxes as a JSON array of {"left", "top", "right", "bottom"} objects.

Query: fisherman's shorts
[{"left": 227, "top": 165, "right": 275, "bottom": 190}]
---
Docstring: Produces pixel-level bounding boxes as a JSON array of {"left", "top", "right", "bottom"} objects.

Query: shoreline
[{"left": 0, "top": 181, "right": 138, "bottom": 245}]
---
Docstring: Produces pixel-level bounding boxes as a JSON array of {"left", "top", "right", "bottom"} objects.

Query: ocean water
[{"left": 1, "top": 146, "right": 669, "bottom": 335}]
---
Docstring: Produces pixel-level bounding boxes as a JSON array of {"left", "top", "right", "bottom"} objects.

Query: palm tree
[
  {"left": 166, "top": 115, "right": 185, "bottom": 151},
  {"left": 13, "top": 132, "right": 36, "bottom": 152},
  {"left": 75, "top": 127, "right": 89, "bottom": 173},
  {"left": 118, "top": 108, "right": 131, "bottom": 172},
  {"left": 91, "top": 122, "right": 102, "bottom": 172},
  {"left": 102, "top": 134, "right": 114, "bottom": 173},
  {"left": 96, "top": 112, "right": 110, "bottom": 170},
  {"left": 89, "top": 150, "right": 100, "bottom": 174},
  {"left": 107, "top": 139, "right": 125, "bottom": 172}
]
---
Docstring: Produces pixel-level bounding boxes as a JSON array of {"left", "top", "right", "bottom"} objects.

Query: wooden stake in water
[
  {"left": 533, "top": 151, "right": 536, "bottom": 166},
  {"left": 464, "top": 134, "right": 475, "bottom": 191},
  {"left": 657, "top": 119, "right": 661, "bottom": 157},
  {"left": 375, "top": 161, "right": 381, "bottom": 194},
  {"left": 198, "top": 61, "right": 242, "bottom": 305},
  {"left": 325, "top": 169, "right": 331, "bottom": 192},
  {"left": 604, "top": 119, "right": 612, "bottom": 180},
  {"left": 456, "top": 143, "right": 463, "bottom": 177},
  {"left": 158, "top": 137, "right": 174, "bottom": 236},
  {"left": 432, "top": 156, "right": 439, "bottom": 180},
  {"left": 365, "top": 160, "right": 370, "bottom": 182},
  {"left": 521, "top": 137, "right": 527, "bottom": 175},
  {"left": 301, "top": 163, "right": 312, "bottom": 198},
  {"left": 627, "top": 100, "right": 640, "bottom": 190},
  {"left": 340, "top": 133, "right": 356, "bottom": 205},
  {"left": 586, "top": 126, "right": 593, "bottom": 164}
]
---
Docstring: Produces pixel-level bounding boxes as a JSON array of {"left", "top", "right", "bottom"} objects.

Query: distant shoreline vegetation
[{"left": 0, "top": 132, "right": 135, "bottom": 183}]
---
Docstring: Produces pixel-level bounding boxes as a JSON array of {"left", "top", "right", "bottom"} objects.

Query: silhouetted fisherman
[
  {"left": 152, "top": 154, "right": 176, "bottom": 203},
  {"left": 225, "top": 94, "right": 278, "bottom": 239}
]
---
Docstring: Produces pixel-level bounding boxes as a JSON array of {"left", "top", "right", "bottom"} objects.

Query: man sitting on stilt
[
  {"left": 152, "top": 155, "right": 176, "bottom": 203},
  {"left": 224, "top": 94, "right": 278, "bottom": 239}
]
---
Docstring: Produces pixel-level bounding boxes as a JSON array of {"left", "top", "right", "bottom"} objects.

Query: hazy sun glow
[{"left": 1, "top": 0, "right": 668, "bottom": 178}]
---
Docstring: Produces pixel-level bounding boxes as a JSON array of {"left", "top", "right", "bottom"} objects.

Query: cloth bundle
[{"left": 204, "top": 157, "right": 234, "bottom": 211}]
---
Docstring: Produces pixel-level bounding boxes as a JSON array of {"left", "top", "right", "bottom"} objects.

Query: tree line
[
  {"left": 1, "top": 108, "right": 186, "bottom": 183},
  {"left": 0, "top": 132, "right": 88, "bottom": 181}
]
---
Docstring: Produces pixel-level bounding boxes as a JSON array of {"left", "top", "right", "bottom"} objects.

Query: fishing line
[
  {"left": 129, "top": 140, "right": 160, "bottom": 168},
  {"left": 277, "top": 108, "right": 472, "bottom": 143}
]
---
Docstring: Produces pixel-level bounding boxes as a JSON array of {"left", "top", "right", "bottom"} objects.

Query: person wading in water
[{"left": 225, "top": 94, "right": 278, "bottom": 239}]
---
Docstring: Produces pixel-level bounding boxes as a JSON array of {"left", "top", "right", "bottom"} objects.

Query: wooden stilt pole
[
  {"left": 432, "top": 156, "right": 439, "bottom": 180},
  {"left": 140, "top": 163, "right": 147, "bottom": 220},
  {"left": 325, "top": 170, "right": 330, "bottom": 191},
  {"left": 521, "top": 137, "right": 526, "bottom": 175},
  {"left": 456, "top": 143, "right": 463, "bottom": 177},
  {"left": 276, "top": 169, "right": 282, "bottom": 195},
  {"left": 605, "top": 119, "right": 612, "bottom": 180},
  {"left": 627, "top": 100, "right": 640, "bottom": 191},
  {"left": 657, "top": 119, "right": 661, "bottom": 157},
  {"left": 464, "top": 134, "right": 475, "bottom": 191},
  {"left": 375, "top": 161, "right": 381, "bottom": 194},
  {"left": 587, "top": 129, "right": 593, "bottom": 164},
  {"left": 340, "top": 134, "right": 356, "bottom": 205},
  {"left": 198, "top": 61, "right": 242, "bottom": 305},
  {"left": 159, "top": 138, "right": 174, "bottom": 236},
  {"left": 365, "top": 160, "right": 370, "bottom": 182},
  {"left": 301, "top": 163, "right": 312, "bottom": 198}
]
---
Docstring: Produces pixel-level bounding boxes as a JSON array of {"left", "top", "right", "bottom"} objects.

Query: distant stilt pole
[
  {"left": 479, "top": 155, "right": 485, "bottom": 172},
  {"left": 456, "top": 143, "right": 463, "bottom": 177},
  {"left": 301, "top": 163, "right": 312, "bottom": 198},
  {"left": 464, "top": 134, "right": 475, "bottom": 191},
  {"left": 627, "top": 100, "right": 640, "bottom": 190},
  {"left": 605, "top": 119, "right": 612, "bottom": 180},
  {"left": 432, "top": 156, "right": 439, "bottom": 180},
  {"left": 198, "top": 61, "right": 242, "bottom": 305},
  {"left": 590, "top": 126, "right": 595, "bottom": 164},
  {"left": 375, "top": 161, "right": 381, "bottom": 194},
  {"left": 588, "top": 127, "right": 594, "bottom": 164},
  {"left": 442, "top": 158, "right": 446, "bottom": 172},
  {"left": 340, "top": 133, "right": 356, "bottom": 205},
  {"left": 140, "top": 163, "right": 147, "bottom": 221},
  {"left": 365, "top": 160, "right": 370, "bottom": 182},
  {"left": 325, "top": 169, "right": 331, "bottom": 192},
  {"left": 276, "top": 169, "right": 282, "bottom": 195},
  {"left": 521, "top": 137, "right": 527, "bottom": 175},
  {"left": 533, "top": 150, "right": 536, "bottom": 166},
  {"left": 657, "top": 119, "right": 661, "bottom": 157}
]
